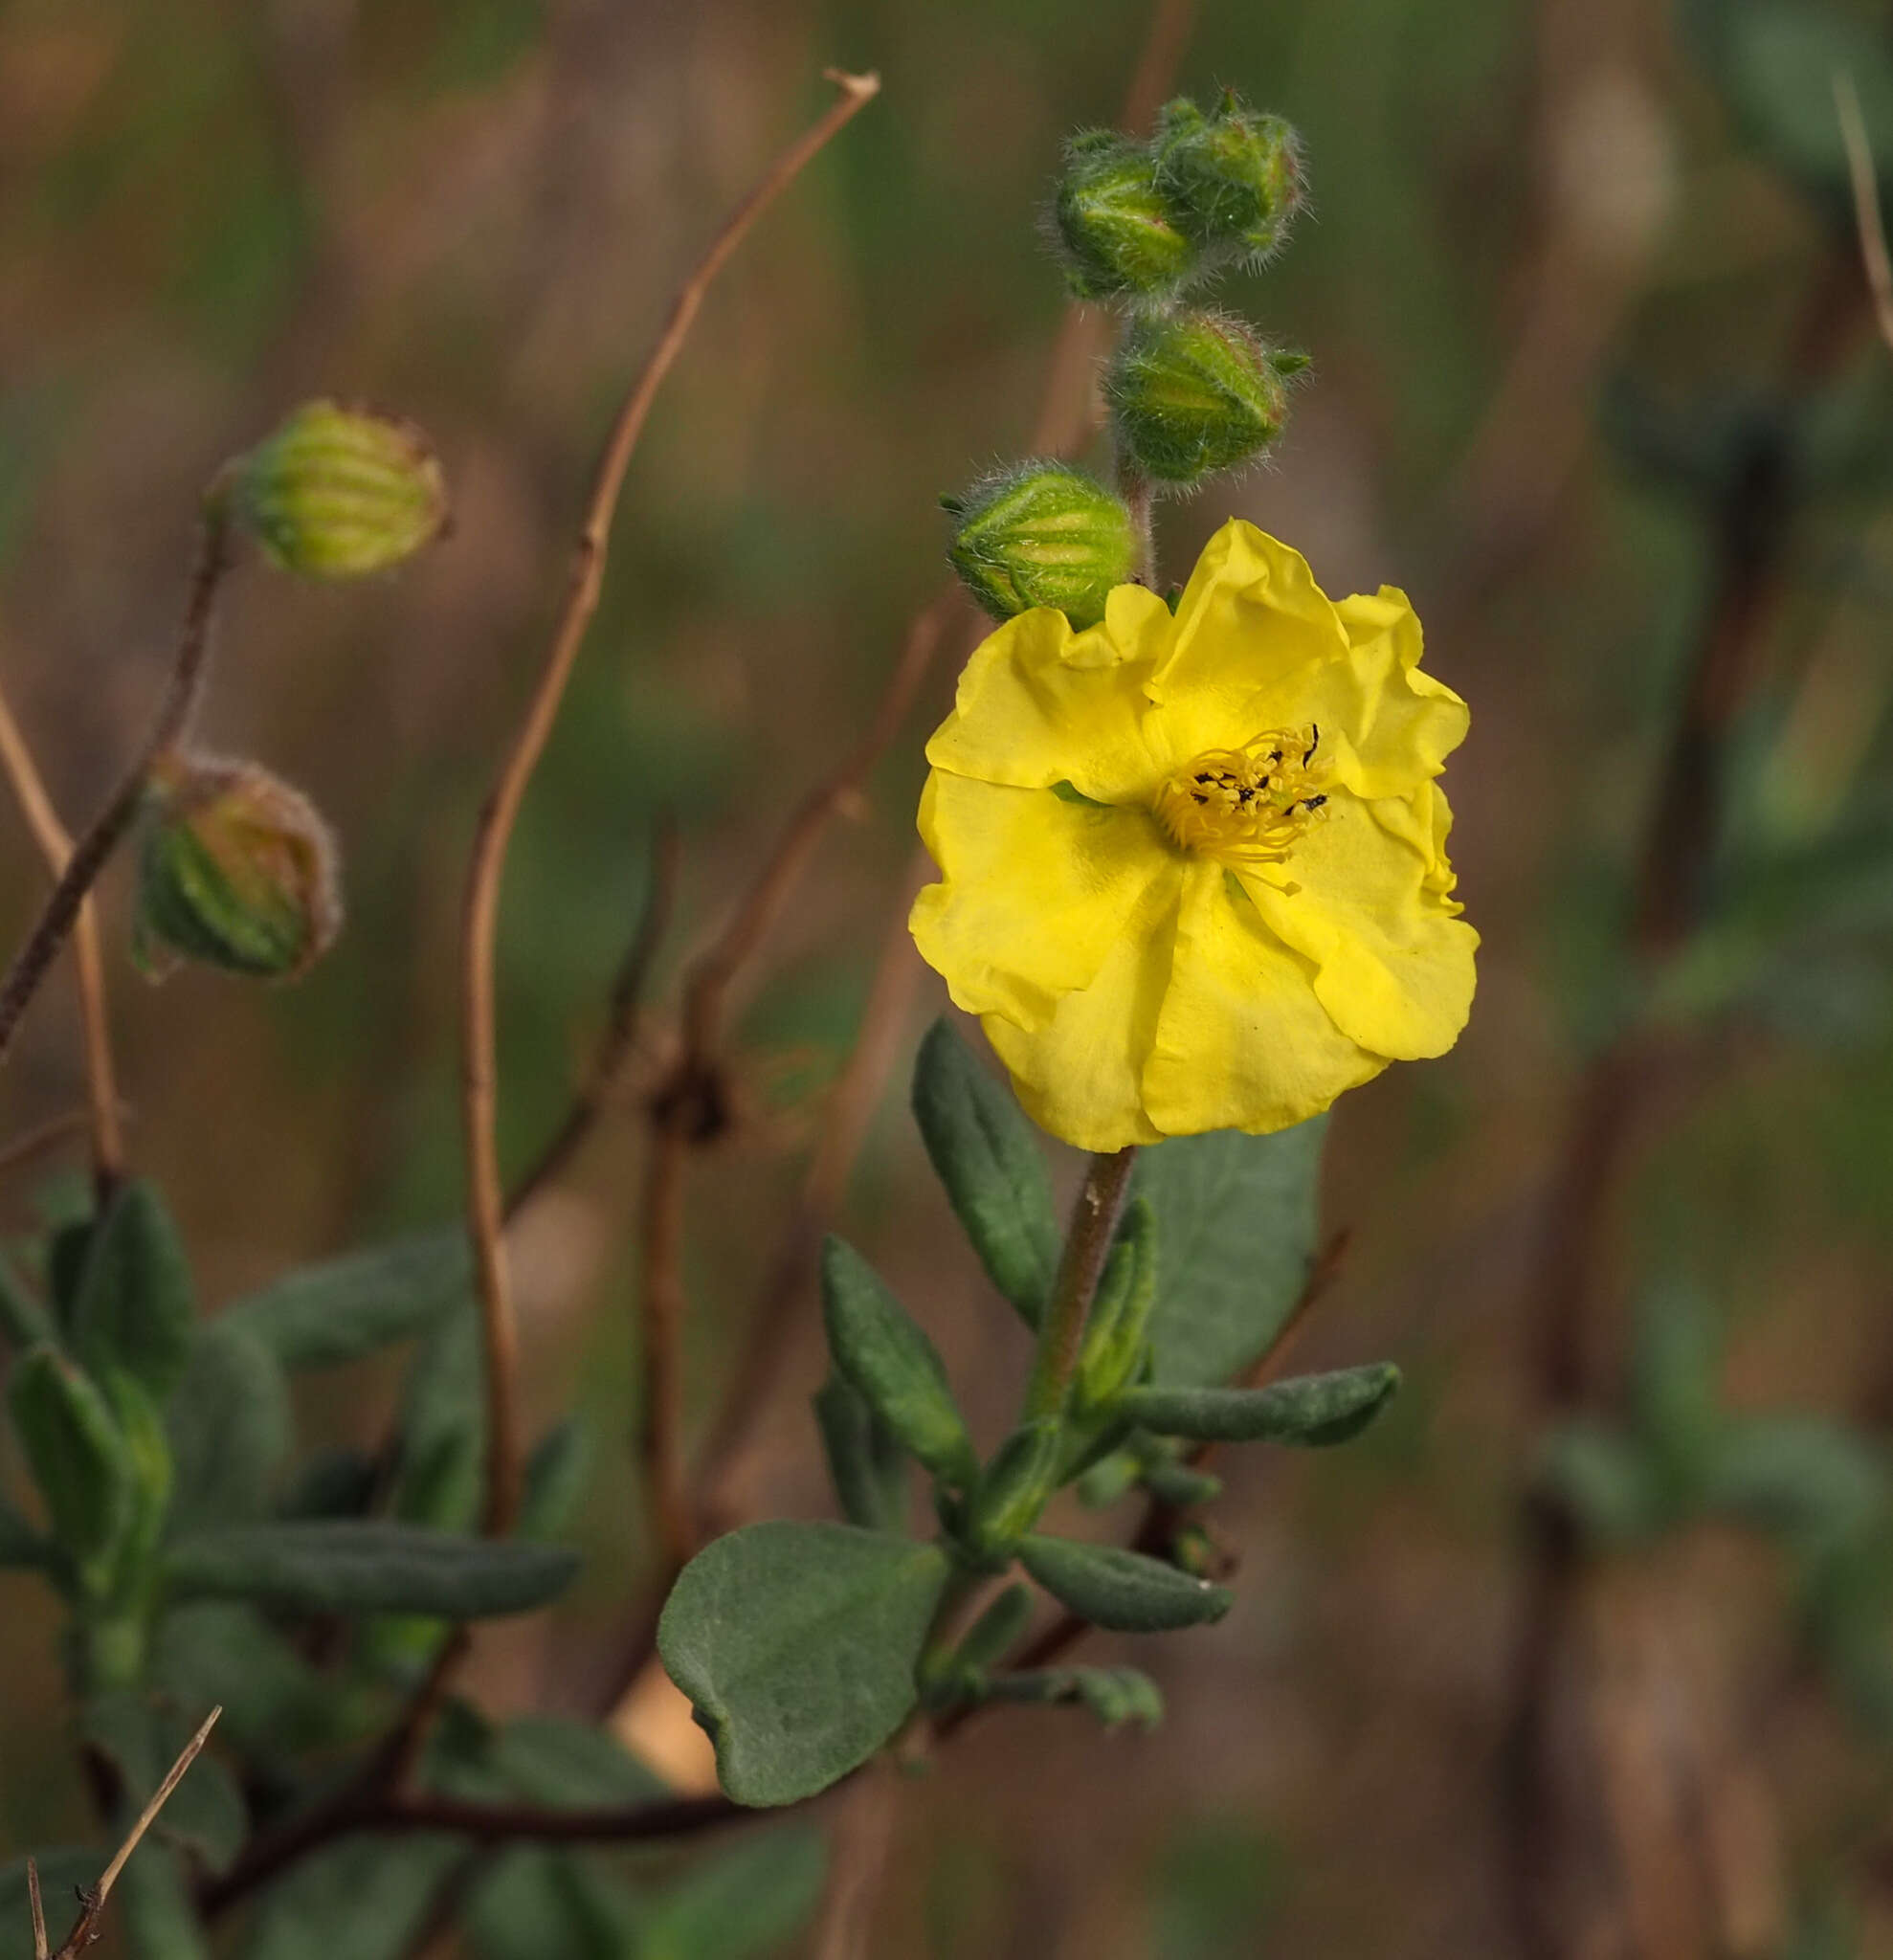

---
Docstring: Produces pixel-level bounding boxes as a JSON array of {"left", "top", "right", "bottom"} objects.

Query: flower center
[{"left": 1152, "top": 724, "right": 1328, "bottom": 867}]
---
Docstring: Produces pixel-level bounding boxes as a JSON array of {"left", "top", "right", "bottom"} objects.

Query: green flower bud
[
  {"left": 1049, "top": 129, "right": 1198, "bottom": 300},
  {"left": 1105, "top": 311, "right": 1294, "bottom": 486},
  {"left": 944, "top": 461, "right": 1136, "bottom": 627},
  {"left": 135, "top": 756, "right": 342, "bottom": 981},
  {"left": 231, "top": 400, "right": 447, "bottom": 579},
  {"left": 1150, "top": 92, "right": 1304, "bottom": 262}
]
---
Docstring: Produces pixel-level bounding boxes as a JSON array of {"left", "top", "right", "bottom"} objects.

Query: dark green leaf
[
  {"left": 222, "top": 1229, "right": 469, "bottom": 1369},
  {"left": 1135, "top": 1119, "right": 1326, "bottom": 1386},
  {"left": 519, "top": 1419, "right": 590, "bottom": 1542},
  {"left": 1141, "top": 1462, "right": 1222, "bottom": 1506},
  {"left": 1539, "top": 1421, "right": 1667, "bottom": 1545},
  {"left": 165, "top": 1521, "right": 579, "bottom": 1618},
  {"left": 466, "top": 1850, "right": 635, "bottom": 1960},
  {"left": 7, "top": 1343, "right": 134, "bottom": 1586},
  {"left": 391, "top": 1305, "right": 483, "bottom": 1531},
  {"left": 1076, "top": 1198, "right": 1158, "bottom": 1412},
  {"left": 149, "top": 1604, "right": 334, "bottom": 1755},
  {"left": 1018, "top": 1534, "right": 1231, "bottom": 1632},
  {"left": 1629, "top": 1284, "right": 1722, "bottom": 1485},
  {"left": 820, "top": 1237, "right": 976, "bottom": 1486},
  {"left": 1121, "top": 1364, "right": 1400, "bottom": 1447},
  {"left": 948, "top": 1582, "right": 1035, "bottom": 1682},
  {"left": 167, "top": 1323, "right": 292, "bottom": 1530},
  {"left": 911, "top": 1019, "right": 1059, "bottom": 1325},
  {"left": 0, "top": 1248, "right": 55, "bottom": 1351},
  {"left": 240, "top": 1834, "right": 464, "bottom": 1960},
  {"left": 485, "top": 1714, "right": 664, "bottom": 1806},
  {"left": 278, "top": 1446, "right": 379, "bottom": 1522},
  {"left": 644, "top": 1823, "right": 829, "bottom": 1959},
  {"left": 967, "top": 1418, "right": 1061, "bottom": 1554},
  {"left": 658, "top": 1521, "right": 950, "bottom": 1806},
  {"left": 1706, "top": 1414, "right": 1888, "bottom": 1549},
  {"left": 812, "top": 1372, "right": 908, "bottom": 1533},
  {"left": 70, "top": 1182, "right": 195, "bottom": 1406}
]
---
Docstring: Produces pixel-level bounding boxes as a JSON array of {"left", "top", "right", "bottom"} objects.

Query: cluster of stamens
[{"left": 1152, "top": 724, "right": 1329, "bottom": 867}]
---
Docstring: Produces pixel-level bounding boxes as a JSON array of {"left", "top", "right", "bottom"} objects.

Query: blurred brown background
[{"left": 4, "top": 0, "right": 1893, "bottom": 1952}]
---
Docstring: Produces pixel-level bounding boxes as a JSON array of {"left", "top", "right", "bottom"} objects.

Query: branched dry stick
[
  {"left": 1837, "top": 71, "right": 1893, "bottom": 354},
  {"left": 26, "top": 1859, "right": 47, "bottom": 1960},
  {"left": 0, "top": 679, "right": 124, "bottom": 1196},
  {"left": 50, "top": 1707, "right": 221, "bottom": 1960},
  {"left": 0, "top": 507, "right": 231, "bottom": 1072},
  {"left": 457, "top": 68, "right": 881, "bottom": 1541}
]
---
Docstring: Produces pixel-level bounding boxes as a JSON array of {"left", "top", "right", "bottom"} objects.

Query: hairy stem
[{"left": 1023, "top": 1147, "right": 1139, "bottom": 1425}]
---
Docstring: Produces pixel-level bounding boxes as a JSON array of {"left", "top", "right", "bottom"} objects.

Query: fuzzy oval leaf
[
  {"left": 1121, "top": 1364, "right": 1400, "bottom": 1447},
  {"left": 222, "top": 1229, "right": 469, "bottom": 1369},
  {"left": 167, "top": 1323, "right": 292, "bottom": 1530},
  {"left": 7, "top": 1343, "right": 134, "bottom": 1577},
  {"left": 1018, "top": 1533, "right": 1231, "bottom": 1632},
  {"left": 1135, "top": 1119, "right": 1326, "bottom": 1387},
  {"left": 70, "top": 1181, "right": 195, "bottom": 1405},
  {"left": 659, "top": 1521, "right": 950, "bottom": 1807},
  {"left": 821, "top": 1237, "right": 976, "bottom": 1486},
  {"left": 812, "top": 1372, "right": 909, "bottom": 1534},
  {"left": 164, "top": 1520, "right": 579, "bottom": 1618},
  {"left": 911, "top": 1018, "right": 1059, "bottom": 1325}
]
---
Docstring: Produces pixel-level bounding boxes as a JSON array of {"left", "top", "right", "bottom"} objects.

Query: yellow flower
[{"left": 910, "top": 519, "right": 1477, "bottom": 1149}]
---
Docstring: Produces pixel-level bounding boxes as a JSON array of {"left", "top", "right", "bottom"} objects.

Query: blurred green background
[{"left": 5, "top": 0, "right": 1893, "bottom": 1952}]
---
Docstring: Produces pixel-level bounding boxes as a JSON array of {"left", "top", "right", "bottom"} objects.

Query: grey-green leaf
[
  {"left": 164, "top": 1521, "right": 579, "bottom": 1618},
  {"left": 485, "top": 1714, "right": 665, "bottom": 1807},
  {"left": 967, "top": 1418, "right": 1062, "bottom": 1554},
  {"left": 167, "top": 1323, "right": 293, "bottom": 1530},
  {"left": 1018, "top": 1533, "right": 1231, "bottom": 1632},
  {"left": 645, "top": 1823, "right": 829, "bottom": 1960},
  {"left": 911, "top": 1018, "right": 1059, "bottom": 1325},
  {"left": 820, "top": 1237, "right": 977, "bottom": 1487},
  {"left": 991, "top": 1663, "right": 1164, "bottom": 1727},
  {"left": 69, "top": 1182, "right": 195, "bottom": 1406},
  {"left": 222, "top": 1228, "right": 469, "bottom": 1369},
  {"left": 658, "top": 1521, "right": 951, "bottom": 1807},
  {"left": 1136, "top": 1119, "right": 1326, "bottom": 1387},
  {"left": 1121, "top": 1364, "right": 1400, "bottom": 1447},
  {"left": 7, "top": 1343, "right": 134, "bottom": 1582},
  {"left": 241, "top": 1834, "right": 464, "bottom": 1960}
]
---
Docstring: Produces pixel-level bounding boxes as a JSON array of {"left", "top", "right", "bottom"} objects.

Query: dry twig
[
  {"left": 457, "top": 67, "right": 881, "bottom": 1540},
  {"left": 1836, "top": 71, "right": 1893, "bottom": 353}
]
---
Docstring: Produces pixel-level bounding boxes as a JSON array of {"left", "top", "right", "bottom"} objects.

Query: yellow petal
[
  {"left": 983, "top": 875, "right": 1183, "bottom": 1150},
  {"left": 924, "top": 588, "right": 1176, "bottom": 802},
  {"left": 1243, "top": 791, "right": 1478, "bottom": 1060},
  {"left": 1146, "top": 520, "right": 1350, "bottom": 759},
  {"left": 911, "top": 770, "right": 1179, "bottom": 1032},
  {"left": 1314, "top": 588, "right": 1469, "bottom": 798},
  {"left": 1143, "top": 861, "right": 1386, "bottom": 1136}
]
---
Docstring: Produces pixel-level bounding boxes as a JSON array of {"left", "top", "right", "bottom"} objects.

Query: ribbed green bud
[
  {"left": 1049, "top": 129, "right": 1198, "bottom": 300},
  {"left": 1105, "top": 312, "right": 1294, "bottom": 486},
  {"left": 945, "top": 462, "right": 1135, "bottom": 628},
  {"left": 1150, "top": 92, "right": 1304, "bottom": 261},
  {"left": 231, "top": 400, "right": 447, "bottom": 580},
  {"left": 135, "top": 756, "right": 342, "bottom": 981}
]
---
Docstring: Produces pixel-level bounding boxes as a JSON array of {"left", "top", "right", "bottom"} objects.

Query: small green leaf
[
  {"left": 991, "top": 1663, "right": 1164, "bottom": 1727},
  {"left": 911, "top": 1019, "right": 1059, "bottom": 1325},
  {"left": 466, "top": 1851, "right": 634, "bottom": 1960},
  {"left": 485, "top": 1714, "right": 665, "bottom": 1806},
  {"left": 812, "top": 1372, "right": 908, "bottom": 1533},
  {"left": 222, "top": 1228, "right": 469, "bottom": 1369},
  {"left": 70, "top": 1182, "right": 195, "bottom": 1406},
  {"left": 951, "top": 1582, "right": 1035, "bottom": 1681},
  {"left": 519, "top": 1419, "right": 590, "bottom": 1542},
  {"left": 7, "top": 1343, "right": 134, "bottom": 1589},
  {"left": 1018, "top": 1534, "right": 1231, "bottom": 1632},
  {"left": 0, "top": 1248, "right": 55, "bottom": 1351},
  {"left": 1076, "top": 1198, "right": 1158, "bottom": 1412},
  {"left": 149, "top": 1604, "right": 332, "bottom": 1754},
  {"left": 1136, "top": 1119, "right": 1326, "bottom": 1387},
  {"left": 164, "top": 1521, "right": 579, "bottom": 1618},
  {"left": 1121, "top": 1364, "right": 1401, "bottom": 1447},
  {"left": 967, "top": 1419, "right": 1062, "bottom": 1555},
  {"left": 1141, "top": 1462, "right": 1222, "bottom": 1506},
  {"left": 116, "top": 1840, "right": 210, "bottom": 1960},
  {"left": 658, "top": 1521, "right": 950, "bottom": 1806},
  {"left": 167, "top": 1322, "right": 292, "bottom": 1530},
  {"left": 1706, "top": 1414, "right": 1888, "bottom": 1550},
  {"left": 642, "top": 1824, "right": 829, "bottom": 1960},
  {"left": 1539, "top": 1421, "right": 1667, "bottom": 1545},
  {"left": 820, "top": 1237, "right": 977, "bottom": 1487},
  {"left": 241, "top": 1835, "right": 464, "bottom": 1960}
]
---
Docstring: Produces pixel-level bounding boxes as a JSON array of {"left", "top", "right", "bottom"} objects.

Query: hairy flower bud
[
  {"left": 1150, "top": 92, "right": 1304, "bottom": 261},
  {"left": 230, "top": 400, "right": 447, "bottom": 579},
  {"left": 1049, "top": 129, "right": 1198, "bottom": 300},
  {"left": 135, "top": 756, "right": 342, "bottom": 981},
  {"left": 1105, "top": 312, "right": 1296, "bottom": 485},
  {"left": 944, "top": 462, "right": 1136, "bottom": 627}
]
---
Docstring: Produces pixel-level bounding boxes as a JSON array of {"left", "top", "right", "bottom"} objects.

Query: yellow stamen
[{"left": 1153, "top": 724, "right": 1329, "bottom": 868}]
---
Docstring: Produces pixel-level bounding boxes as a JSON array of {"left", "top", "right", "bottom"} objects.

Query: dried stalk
[
  {"left": 457, "top": 67, "right": 881, "bottom": 1540},
  {"left": 0, "top": 679, "right": 125, "bottom": 1194},
  {"left": 1836, "top": 71, "right": 1893, "bottom": 353}
]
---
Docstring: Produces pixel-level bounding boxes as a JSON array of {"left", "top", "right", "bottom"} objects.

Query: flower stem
[{"left": 1023, "top": 1147, "right": 1138, "bottom": 1425}]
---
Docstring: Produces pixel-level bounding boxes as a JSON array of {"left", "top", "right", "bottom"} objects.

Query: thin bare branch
[
  {"left": 0, "top": 674, "right": 126, "bottom": 1193},
  {"left": 0, "top": 508, "right": 230, "bottom": 1071},
  {"left": 0, "top": 1105, "right": 129, "bottom": 1183},
  {"left": 28, "top": 1858, "right": 48, "bottom": 1960},
  {"left": 52, "top": 1707, "right": 222, "bottom": 1960},
  {"left": 457, "top": 68, "right": 880, "bottom": 1541},
  {"left": 1835, "top": 70, "right": 1893, "bottom": 352}
]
